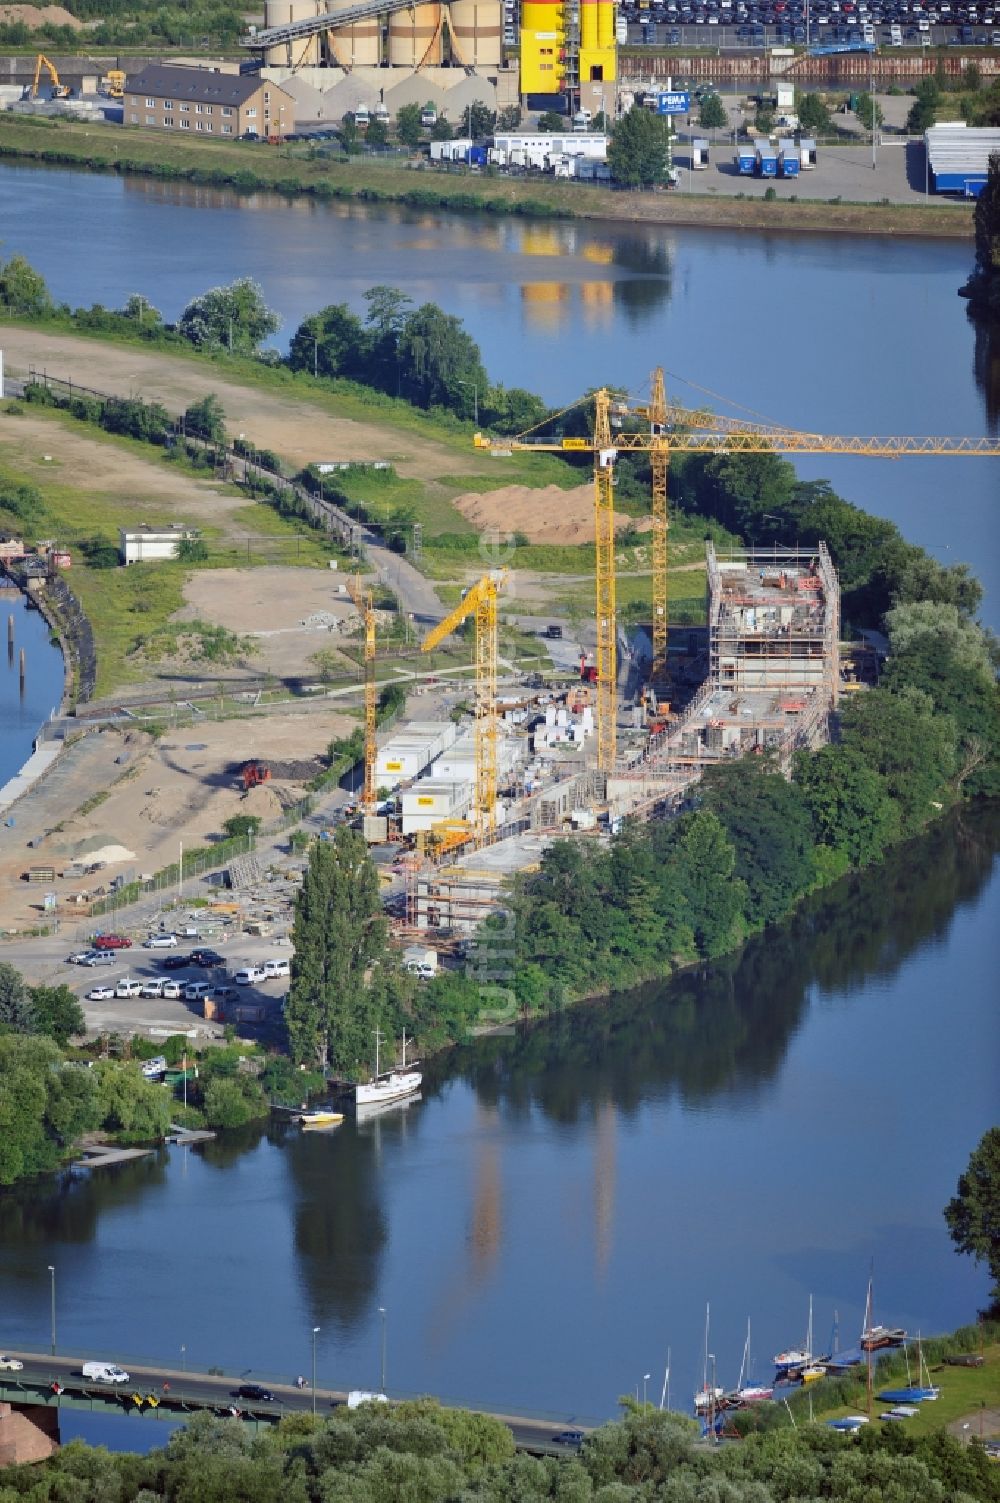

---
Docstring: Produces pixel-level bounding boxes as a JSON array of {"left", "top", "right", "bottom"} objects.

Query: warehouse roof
[
  {"left": 126, "top": 63, "right": 269, "bottom": 106},
  {"left": 925, "top": 123, "right": 1000, "bottom": 182}
]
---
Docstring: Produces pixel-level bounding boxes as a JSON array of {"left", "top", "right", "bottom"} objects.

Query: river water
[
  {"left": 1, "top": 806, "right": 997, "bottom": 1424},
  {"left": 0, "top": 163, "right": 997, "bottom": 1432},
  {"left": 0, "top": 163, "right": 998, "bottom": 626},
  {"left": 0, "top": 592, "right": 65, "bottom": 793}
]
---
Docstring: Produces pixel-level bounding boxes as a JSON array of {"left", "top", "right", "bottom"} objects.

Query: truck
[
  {"left": 778, "top": 139, "right": 800, "bottom": 178},
  {"left": 754, "top": 138, "right": 778, "bottom": 177},
  {"left": 691, "top": 137, "right": 710, "bottom": 169},
  {"left": 82, "top": 1361, "right": 130, "bottom": 1384},
  {"left": 736, "top": 142, "right": 756, "bottom": 175}
]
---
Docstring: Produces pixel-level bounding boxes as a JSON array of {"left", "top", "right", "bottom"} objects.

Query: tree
[
  {"left": 339, "top": 112, "right": 360, "bottom": 152},
  {"left": 944, "top": 1128, "right": 1000, "bottom": 1310},
  {"left": 365, "top": 116, "right": 388, "bottom": 148},
  {"left": 0, "top": 253, "right": 53, "bottom": 316},
  {"left": 608, "top": 109, "right": 672, "bottom": 188},
  {"left": 906, "top": 77, "right": 940, "bottom": 134},
  {"left": 0, "top": 1035, "right": 99, "bottom": 1185},
  {"left": 430, "top": 114, "right": 453, "bottom": 142},
  {"left": 177, "top": 278, "right": 281, "bottom": 355},
  {"left": 0, "top": 961, "right": 34, "bottom": 1033},
  {"left": 288, "top": 304, "right": 368, "bottom": 381},
  {"left": 121, "top": 292, "right": 163, "bottom": 327},
  {"left": 28, "top": 984, "right": 85, "bottom": 1046},
  {"left": 855, "top": 91, "right": 884, "bottom": 131},
  {"left": 536, "top": 109, "right": 564, "bottom": 133},
  {"left": 840, "top": 685, "right": 957, "bottom": 834},
  {"left": 184, "top": 393, "right": 226, "bottom": 444},
  {"left": 700, "top": 761, "right": 816, "bottom": 929},
  {"left": 793, "top": 744, "right": 899, "bottom": 870},
  {"left": 363, "top": 284, "right": 412, "bottom": 391},
  {"left": 698, "top": 92, "right": 727, "bottom": 131},
  {"left": 396, "top": 102, "right": 423, "bottom": 147},
  {"left": 395, "top": 303, "right": 489, "bottom": 416},
  {"left": 92, "top": 1061, "right": 171, "bottom": 1140},
  {"left": 797, "top": 91, "right": 831, "bottom": 133},
  {"left": 754, "top": 106, "right": 775, "bottom": 135},
  {"left": 222, "top": 814, "right": 262, "bottom": 839},
  {"left": 965, "top": 150, "right": 1000, "bottom": 319},
  {"left": 203, "top": 1075, "right": 266, "bottom": 1129},
  {"left": 467, "top": 101, "right": 494, "bottom": 138},
  {"left": 284, "top": 828, "right": 387, "bottom": 1072},
  {"left": 497, "top": 104, "right": 522, "bottom": 130},
  {"left": 674, "top": 809, "right": 747, "bottom": 957}
]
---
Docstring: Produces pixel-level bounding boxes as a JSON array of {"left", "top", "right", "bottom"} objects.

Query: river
[
  {"left": 0, "top": 163, "right": 998, "bottom": 626},
  {"left": 0, "top": 591, "right": 65, "bottom": 793},
  {"left": 1, "top": 805, "right": 997, "bottom": 1429}
]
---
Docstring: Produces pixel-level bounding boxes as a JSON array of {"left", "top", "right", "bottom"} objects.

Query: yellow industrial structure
[
  {"left": 349, "top": 574, "right": 378, "bottom": 814},
  {"left": 520, "top": 0, "right": 615, "bottom": 95},
  {"left": 475, "top": 374, "right": 1000, "bottom": 773},
  {"left": 421, "top": 569, "right": 507, "bottom": 845}
]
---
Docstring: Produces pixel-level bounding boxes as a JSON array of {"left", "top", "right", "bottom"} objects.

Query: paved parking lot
[{"left": 670, "top": 136, "right": 934, "bottom": 200}]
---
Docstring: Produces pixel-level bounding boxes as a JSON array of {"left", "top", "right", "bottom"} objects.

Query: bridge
[{"left": 0, "top": 1350, "right": 594, "bottom": 1456}]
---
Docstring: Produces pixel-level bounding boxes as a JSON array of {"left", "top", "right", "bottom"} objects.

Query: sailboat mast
[{"left": 373, "top": 1027, "right": 381, "bottom": 1078}]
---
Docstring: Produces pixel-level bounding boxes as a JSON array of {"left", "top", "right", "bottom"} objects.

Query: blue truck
[
  {"left": 736, "top": 142, "right": 756, "bottom": 175},
  {"left": 778, "top": 139, "right": 800, "bottom": 178},
  {"left": 754, "top": 138, "right": 778, "bottom": 177}
]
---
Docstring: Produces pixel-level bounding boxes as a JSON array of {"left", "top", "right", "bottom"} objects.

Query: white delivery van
[
  {"left": 234, "top": 965, "right": 267, "bottom": 985},
  {"left": 82, "top": 1361, "right": 130, "bottom": 1384},
  {"left": 184, "top": 980, "right": 212, "bottom": 1002},
  {"left": 264, "top": 958, "right": 290, "bottom": 979}
]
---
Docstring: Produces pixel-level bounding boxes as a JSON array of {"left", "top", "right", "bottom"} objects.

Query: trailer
[
  {"left": 778, "top": 139, "right": 800, "bottom": 177},
  {"left": 754, "top": 138, "right": 778, "bottom": 177},
  {"left": 736, "top": 142, "right": 756, "bottom": 175},
  {"left": 799, "top": 136, "right": 818, "bottom": 169},
  {"left": 691, "top": 136, "right": 710, "bottom": 169}
]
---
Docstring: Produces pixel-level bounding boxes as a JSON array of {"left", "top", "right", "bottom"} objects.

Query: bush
[{"left": 222, "top": 814, "right": 262, "bottom": 840}]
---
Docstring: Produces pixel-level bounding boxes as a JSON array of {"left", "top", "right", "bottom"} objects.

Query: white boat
[
  {"left": 355, "top": 1030, "right": 422, "bottom": 1108},
  {"left": 729, "top": 1319, "right": 774, "bottom": 1406},
  {"left": 774, "top": 1295, "right": 814, "bottom": 1373}
]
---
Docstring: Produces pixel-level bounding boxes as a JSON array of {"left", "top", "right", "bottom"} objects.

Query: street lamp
[
  {"left": 642, "top": 1372, "right": 651, "bottom": 1407},
  {"left": 181, "top": 1344, "right": 186, "bottom": 1373},
  {"left": 378, "top": 1307, "right": 387, "bottom": 1394},
  {"left": 48, "top": 1265, "right": 56, "bottom": 1356},
  {"left": 457, "top": 380, "right": 478, "bottom": 426},
  {"left": 312, "top": 1326, "right": 320, "bottom": 1416}
]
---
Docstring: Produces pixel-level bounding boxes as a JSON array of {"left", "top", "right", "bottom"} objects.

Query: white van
[
  {"left": 234, "top": 965, "right": 266, "bottom": 985},
  {"left": 115, "top": 979, "right": 142, "bottom": 998},
  {"left": 347, "top": 1390, "right": 389, "bottom": 1409},
  {"left": 82, "top": 1361, "right": 130, "bottom": 1384},
  {"left": 264, "top": 958, "right": 290, "bottom": 979},
  {"left": 184, "top": 981, "right": 212, "bottom": 1002}
]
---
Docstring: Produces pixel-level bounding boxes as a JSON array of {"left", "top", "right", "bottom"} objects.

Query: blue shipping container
[
  {"left": 737, "top": 146, "right": 756, "bottom": 175},
  {"left": 754, "top": 138, "right": 777, "bottom": 177},
  {"left": 778, "top": 139, "right": 799, "bottom": 177}
]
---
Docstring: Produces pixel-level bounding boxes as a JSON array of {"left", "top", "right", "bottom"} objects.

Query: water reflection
[
  {"left": 971, "top": 315, "right": 1000, "bottom": 434},
  {"left": 0, "top": 1154, "right": 169, "bottom": 1250}
]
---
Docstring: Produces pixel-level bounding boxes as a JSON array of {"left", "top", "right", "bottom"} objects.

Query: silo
[
  {"left": 327, "top": 0, "right": 380, "bottom": 67},
  {"left": 389, "top": 4, "right": 443, "bottom": 66},
  {"left": 449, "top": 0, "right": 502, "bottom": 68},
  {"left": 264, "top": 0, "right": 324, "bottom": 63}
]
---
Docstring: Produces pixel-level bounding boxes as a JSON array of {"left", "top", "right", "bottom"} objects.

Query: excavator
[{"left": 31, "top": 54, "right": 71, "bottom": 99}]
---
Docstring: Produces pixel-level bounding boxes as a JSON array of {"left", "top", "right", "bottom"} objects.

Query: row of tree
[{"left": 2, "top": 1388, "right": 998, "bottom": 1502}]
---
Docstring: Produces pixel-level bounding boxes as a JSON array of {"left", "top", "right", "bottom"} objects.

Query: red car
[{"left": 93, "top": 933, "right": 132, "bottom": 950}]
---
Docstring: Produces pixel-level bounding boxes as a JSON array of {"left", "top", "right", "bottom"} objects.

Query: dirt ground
[
  {"left": 0, "top": 409, "right": 245, "bottom": 524},
  {"left": 178, "top": 567, "right": 363, "bottom": 678},
  {"left": 450, "top": 481, "right": 651, "bottom": 544},
  {"left": 40, "top": 710, "right": 351, "bottom": 886},
  {"left": 0, "top": 4, "right": 83, "bottom": 25},
  {"left": 0, "top": 329, "right": 477, "bottom": 481}
]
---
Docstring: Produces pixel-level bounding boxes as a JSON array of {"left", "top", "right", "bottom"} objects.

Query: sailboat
[
  {"left": 774, "top": 1295, "right": 814, "bottom": 1376},
  {"left": 355, "top": 1029, "right": 422, "bottom": 1108},
  {"left": 729, "top": 1320, "right": 773, "bottom": 1406},
  {"left": 693, "top": 1304, "right": 724, "bottom": 1413},
  {"left": 860, "top": 1270, "right": 907, "bottom": 1351},
  {"left": 878, "top": 1333, "right": 940, "bottom": 1404}
]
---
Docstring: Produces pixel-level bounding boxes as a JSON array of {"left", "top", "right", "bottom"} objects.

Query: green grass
[{"left": 817, "top": 1343, "right": 1000, "bottom": 1438}]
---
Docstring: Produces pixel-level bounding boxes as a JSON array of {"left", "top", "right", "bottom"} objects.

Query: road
[{"left": 1, "top": 1349, "right": 594, "bottom": 1455}]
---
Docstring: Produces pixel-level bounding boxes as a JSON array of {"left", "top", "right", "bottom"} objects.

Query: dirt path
[{"left": 0, "top": 328, "right": 474, "bottom": 481}]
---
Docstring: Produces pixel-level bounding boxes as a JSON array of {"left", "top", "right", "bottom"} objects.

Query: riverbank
[{"left": 0, "top": 115, "right": 975, "bottom": 238}]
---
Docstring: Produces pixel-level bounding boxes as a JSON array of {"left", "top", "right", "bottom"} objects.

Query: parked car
[
  {"left": 80, "top": 951, "right": 116, "bottom": 967},
  {"left": 235, "top": 1384, "right": 275, "bottom": 1402},
  {"left": 0, "top": 1355, "right": 24, "bottom": 1371},
  {"left": 263, "top": 958, "right": 290, "bottom": 979},
  {"left": 184, "top": 981, "right": 213, "bottom": 1002},
  {"left": 552, "top": 1430, "right": 585, "bottom": 1446},
  {"left": 144, "top": 933, "right": 178, "bottom": 949},
  {"left": 161, "top": 981, "right": 183, "bottom": 999},
  {"left": 67, "top": 951, "right": 93, "bottom": 965},
  {"left": 234, "top": 965, "right": 267, "bottom": 985},
  {"left": 93, "top": 934, "right": 132, "bottom": 951},
  {"left": 114, "top": 979, "right": 142, "bottom": 998},
  {"left": 159, "top": 953, "right": 191, "bottom": 970},
  {"left": 87, "top": 986, "right": 116, "bottom": 1001},
  {"left": 141, "top": 979, "right": 164, "bottom": 998},
  {"left": 212, "top": 986, "right": 239, "bottom": 1003},
  {"left": 190, "top": 949, "right": 225, "bottom": 968}
]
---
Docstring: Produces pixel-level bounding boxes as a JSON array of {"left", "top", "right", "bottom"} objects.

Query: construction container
[
  {"left": 691, "top": 137, "right": 709, "bottom": 169},
  {"left": 799, "top": 137, "right": 817, "bottom": 169},
  {"left": 363, "top": 815, "right": 389, "bottom": 844},
  {"left": 400, "top": 779, "right": 473, "bottom": 834},
  {"left": 778, "top": 139, "right": 799, "bottom": 178}
]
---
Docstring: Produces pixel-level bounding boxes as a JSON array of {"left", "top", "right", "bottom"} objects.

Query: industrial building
[
  {"left": 925, "top": 123, "right": 1000, "bottom": 198},
  {"left": 519, "top": 0, "right": 617, "bottom": 99}
]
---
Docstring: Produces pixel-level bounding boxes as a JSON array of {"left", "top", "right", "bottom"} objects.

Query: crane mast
[
  {"left": 421, "top": 570, "right": 506, "bottom": 845},
  {"left": 593, "top": 389, "right": 618, "bottom": 774},
  {"left": 349, "top": 575, "right": 377, "bottom": 814},
  {"left": 646, "top": 368, "right": 670, "bottom": 698}
]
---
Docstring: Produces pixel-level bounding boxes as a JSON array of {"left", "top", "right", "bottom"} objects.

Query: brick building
[{"left": 123, "top": 63, "right": 294, "bottom": 139}]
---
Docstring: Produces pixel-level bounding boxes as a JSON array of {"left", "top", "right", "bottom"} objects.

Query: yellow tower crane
[
  {"left": 475, "top": 387, "right": 1000, "bottom": 772},
  {"left": 421, "top": 569, "right": 507, "bottom": 846},
  {"left": 349, "top": 574, "right": 377, "bottom": 815}
]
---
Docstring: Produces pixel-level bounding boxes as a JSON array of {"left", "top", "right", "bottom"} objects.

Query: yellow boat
[{"left": 298, "top": 1109, "right": 344, "bottom": 1128}]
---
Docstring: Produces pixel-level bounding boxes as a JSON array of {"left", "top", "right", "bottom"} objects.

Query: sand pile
[
  {"left": 0, "top": 4, "right": 84, "bottom": 25},
  {"left": 450, "top": 483, "right": 649, "bottom": 545}
]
